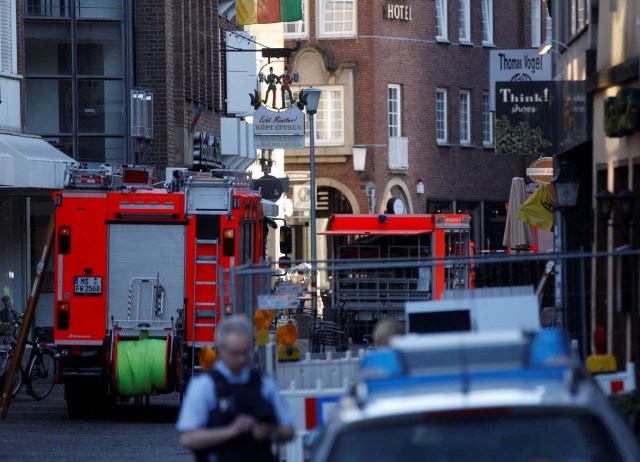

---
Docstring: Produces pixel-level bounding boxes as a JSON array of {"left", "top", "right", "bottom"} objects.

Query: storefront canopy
[{"left": 0, "top": 133, "right": 74, "bottom": 189}]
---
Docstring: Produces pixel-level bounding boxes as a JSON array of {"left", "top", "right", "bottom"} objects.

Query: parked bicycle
[
  {"left": 0, "top": 320, "right": 24, "bottom": 398},
  {"left": 0, "top": 315, "right": 56, "bottom": 400},
  {"left": 25, "top": 326, "right": 56, "bottom": 400}
]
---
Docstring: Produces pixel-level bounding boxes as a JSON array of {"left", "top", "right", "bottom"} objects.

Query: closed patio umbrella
[{"left": 503, "top": 177, "right": 535, "bottom": 253}]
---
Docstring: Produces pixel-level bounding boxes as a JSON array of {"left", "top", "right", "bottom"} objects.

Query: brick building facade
[{"left": 282, "top": 0, "right": 548, "bottom": 251}]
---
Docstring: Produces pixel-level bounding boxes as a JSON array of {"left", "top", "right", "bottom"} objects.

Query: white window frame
[
  {"left": 482, "top": 92, "right": 493, "bottom": 147},
  {"left": 545, "top": 6, "right": 552, "bottom": 41},
  {"left": 459, "top": 0, "right": 471, "bottom": 44},
  {"left": 388, "top": 84, "right": 401, "bottom": 138},
  {"left": 531, "top": 0, "right": 541, "bottom": 48},
  {"left": 570, "top": 0, "right": 587, "bottom": 36},
  {"left": 0, "top": 0, "right": 17, "bottom": 74},
  {"left": 319, "top": 0, "right": 356, "bottom": 38},
  {"left": 459, "top": 90, "right": 471, "bottom": 145},
  {"left": 481, "top": 0, "right": 493, "bottom": 46},
  {"left": 284, "top": 0, "right": 308, "bottom": 39},
  {"left": 301, "top": 87, "right": 344, "bottom": 146},
  {"left": 436, "top": 0, "right": 448, "bottom": 42},
  {"left": 436, "top": 88, "right": 448, "bottom": 144}
]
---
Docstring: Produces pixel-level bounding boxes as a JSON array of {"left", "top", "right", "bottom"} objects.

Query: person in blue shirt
[{"left": 176, "top": 316, "right": 294, "bottom": 462}]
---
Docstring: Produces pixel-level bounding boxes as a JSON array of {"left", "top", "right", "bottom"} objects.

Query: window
[
  {"left": 0, "top": 0, "right": 16, "bottom": 73},
  {"left": 436, "top": 0, "right": 448, "bottom": 41},
  {"left": 284, "top": 0, "right": 307, "bottom": 38},
  {"left": 302, "top": 87, "right": 343, "bottom": 146},
  {"left": 459, "top": 0, "right": 470, "bottom": 43},
  {"left": 436, "top": 88, "right": 448, "bottom": 144},
  {"left": 570, "top": 0, "right": 587, "bottom": 36},
  {"left": 459, "top": 90, "right": 470, "bottom": 145},
  {"left": 531, "top": 0, "right": 541, "bottom": 47},
  {"left": 319, "top": 0, "right": 356, "bottom": 37},
  {"left": 545, "top": 6, "right": 552, "bottom": 41},
  {"left": 481, "top": 0, "right": 493, "bottom": 45},
  {"left": 388, "top": 84, "right": 401, "bottom": 138},
  {"left": 482, "top": 92, "right": 493, "bottom": 146}
]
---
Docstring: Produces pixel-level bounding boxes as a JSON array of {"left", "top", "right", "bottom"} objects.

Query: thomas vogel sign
[
  {"left": 495, "top": 81, "right": 558, "bottom": 157},
  {"left": 489, "top": 49, "right": 552, "bottom": 111}
]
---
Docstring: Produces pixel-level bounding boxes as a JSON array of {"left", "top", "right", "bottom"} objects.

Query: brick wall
[
  {"left": 135, "top": 0, "right": 225, "bottom": 170},
  {"left": 287, "top": 0, "right": 535, "bottom": 220}
]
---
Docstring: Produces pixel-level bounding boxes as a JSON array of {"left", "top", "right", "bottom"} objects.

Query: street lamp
[
  {"left": 549, "top": 161, "right": 580, "bottom": 335},
  {"left": 538, "top": 38, "right": 575, "bottom": 81},
  {"left": 551, "top": 161, "right": 580, "bottom": 209},
  {"left": 297, "top": 88, "right": 322, "bottom": 320},
  {"left": 596, "top": 189, "right": 637, "bottom": 244},
  {"left": 352, "top": 145, "right": 367, "bottom": 180}
]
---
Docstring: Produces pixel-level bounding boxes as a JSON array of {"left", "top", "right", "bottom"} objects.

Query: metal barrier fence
[
  {"left": 223, "top": 249, "right": 640, "bottom": 460},
  {"left": 225, "top": 248, "right": 640, "bottom": 365}
]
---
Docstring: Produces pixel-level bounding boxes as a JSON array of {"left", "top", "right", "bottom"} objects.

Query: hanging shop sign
[
  {"left": 495, "top": 81, "right": 557, "bottom": 157},
  {"left": 385, "top": 3, "right": 412, "bottom": 21},
  {"left": 253, "top": 106, "right": 304, "bottom": 135},
  {"left": 604, "top": 88, "right": 640, "bottom": 138},
  {"left": 254, "top": 135, "right": 304, "bottom": 150},
  {"left": 489, "top": 49, "right": 552, "bottom": 111},
  {"left": 526, "top": 157, "right": 554, "bottom": 185}
]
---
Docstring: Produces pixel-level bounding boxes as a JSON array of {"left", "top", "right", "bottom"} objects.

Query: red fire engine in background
[
  {"left": 52, "top": 164, "right": 274, "bottom": 416},
  {"left": 320, "top": 213, "right": 473, "bottom": 340}
]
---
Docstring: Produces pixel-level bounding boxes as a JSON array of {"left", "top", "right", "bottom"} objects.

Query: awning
[
  {"left": 0, "top": 133, "right": 75, "bottom": 189},
  {"left": 318, "top": 229, "right": 426, "bottom": 235}
]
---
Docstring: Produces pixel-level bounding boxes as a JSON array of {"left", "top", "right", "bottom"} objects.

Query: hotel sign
[{"left": 385, "top": 3, "right": 412, "bottom": 21}]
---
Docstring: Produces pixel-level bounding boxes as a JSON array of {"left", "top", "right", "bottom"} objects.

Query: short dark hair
[{"left": 1, "top": 295, "right": 11, "bottom": 304}]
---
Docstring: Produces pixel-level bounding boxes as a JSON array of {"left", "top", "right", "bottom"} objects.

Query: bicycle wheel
[
  {"left": 27, "top": 350, "right": 55, "bottom": 400},
  {"left": 0, "top": 353, "right": 24, "bottom": 398}
]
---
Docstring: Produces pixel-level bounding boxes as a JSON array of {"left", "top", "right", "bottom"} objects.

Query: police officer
[{"left": 176, "top": 316, "right": 294, "bottom": 462}]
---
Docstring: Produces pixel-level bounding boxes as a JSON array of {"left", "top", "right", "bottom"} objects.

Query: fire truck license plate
[{"left": 74, "top": 276, "right": 102, "bottom": 295}]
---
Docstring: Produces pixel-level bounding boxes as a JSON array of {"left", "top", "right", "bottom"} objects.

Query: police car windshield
[{"left": 327, "top": 409, "right": 623, "bottom": 462}]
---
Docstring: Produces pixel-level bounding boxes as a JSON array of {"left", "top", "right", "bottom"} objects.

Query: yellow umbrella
[{"left": 517, "top": 184, "right": 554, "bottom": 232}]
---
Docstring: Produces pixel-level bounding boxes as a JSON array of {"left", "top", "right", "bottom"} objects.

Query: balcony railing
[{"left": 388, "top": 136, "right": 408, "bottom": 170}]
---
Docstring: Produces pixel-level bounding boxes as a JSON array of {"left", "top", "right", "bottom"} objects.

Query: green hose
[{"left": 116, "top": 336, "right": 168, "bottom": 396}]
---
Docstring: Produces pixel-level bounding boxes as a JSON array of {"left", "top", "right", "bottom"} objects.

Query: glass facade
[{"left": 24, "top": 1, "right": 126, "bottom": 164}]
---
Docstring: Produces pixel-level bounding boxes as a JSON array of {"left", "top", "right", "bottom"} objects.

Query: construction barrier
[
  {"left": 593, "top": 362, "right": 636, "bottom": 396},
  {"left": 275, "top": 350, "right": 365, "bottom": 461}
]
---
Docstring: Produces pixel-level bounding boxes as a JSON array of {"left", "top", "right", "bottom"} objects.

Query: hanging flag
[
  {"left": 517, "top": 184, "right": 555, "bottom": 232},
  {"left": 237, "top": 0, "right": 303, "bottom": 26}
]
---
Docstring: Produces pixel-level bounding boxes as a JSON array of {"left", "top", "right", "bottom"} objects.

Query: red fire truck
[
  {"left": 52, "top": 164, "right": 275, "bottom": 416},
  {"left": 320, "top": 213, "right": 473, "bottom": 339}
]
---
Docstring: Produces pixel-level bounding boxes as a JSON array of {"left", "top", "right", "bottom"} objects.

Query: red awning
[{"left": 318, "top": 229, "right": 427, "bottom": 235}]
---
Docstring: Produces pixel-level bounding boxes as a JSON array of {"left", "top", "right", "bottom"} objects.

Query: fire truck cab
[
  {"left": 320, "top": 213, "right": 472, "bottom": 339},
  {"left": 52, "top": 163, "right": 274, "bottom": 416}
]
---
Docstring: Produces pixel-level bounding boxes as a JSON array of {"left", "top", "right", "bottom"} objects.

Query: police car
[{"left": 309, "top": 329, "right": 640, "bottom": 462}]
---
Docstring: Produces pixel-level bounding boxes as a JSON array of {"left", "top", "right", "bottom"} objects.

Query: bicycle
[
  {"left": 0, "top": 322, "right": 24, "bottom": 398},
  {"left": 24, "top": 326, "right": 56, "bottom": 400}
]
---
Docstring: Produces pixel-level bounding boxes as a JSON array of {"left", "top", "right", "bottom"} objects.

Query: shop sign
[
  {"left": 495, "top": 81, "right": 557, "bottom": 157},
  {"left": 604, "top": 88, "right": 640, "bottom": 137},
  {"left": 489, "top": 49, "right": 552, "bottom": 111},
  {"left": 254, "top": 135, "right": 304, "bottom": 150},
  {"left": 253, "top": 106, "right": 305, "bottom": 135},
  {"left": 287, "top": 171, "right": 310, "bottom": 181},
  {"left": 526, "top": 157, "right": 554, "bottom": 185}
]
